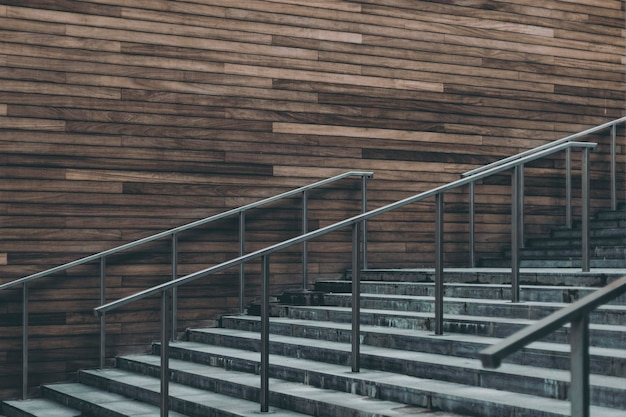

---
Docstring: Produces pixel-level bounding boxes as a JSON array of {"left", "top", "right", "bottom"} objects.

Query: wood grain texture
[{"left": 0, "top": 0, "right": 624, "bottom": 400}]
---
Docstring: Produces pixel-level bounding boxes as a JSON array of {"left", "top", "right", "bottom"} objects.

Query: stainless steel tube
[
  {"left": 611, "top": 124, "right": 617, "bottom": 211},
  {"left": 361, "top": 175, "right": 368, "bottom": 269},
  {"left": 435, "top": 193, "right": 444, "bottom": 335},
  {"left": 302, "top": 190, "right": 308, "bottom": 290},
  {"left": 160, "top": 290, "right": 170, "bottom": 417},
  {"left": 171, "top": 234, "right": 178, "bottom": 341},
  {"left": 570, "top": 315, "right": 590, "bottom": 417},
  {"left": 100, "top": 257, "right": 106, "bottom": 369},
  {"left": 511, "top": 166, "right": 522, "bottom": 303},
  {"left": 566, "top": 148, "right": 572, "bottom": 228},
  {"left": 581, "top": 148, "right": 590, "bottom": 272},
  {"left": 469, "top": 182, "right": 475, "bottom": 268},
  {"left": 260, "top": 255, "right": 270, "bottom": 412},
  {"left": 351, "top": 223, "right": 361, "bottom": 372},
  {"left": 22, "top": 282, "right": 28, "bottom": 400},
  {"left": 239, "top": 212, "right": 246, "bottom": 314}
]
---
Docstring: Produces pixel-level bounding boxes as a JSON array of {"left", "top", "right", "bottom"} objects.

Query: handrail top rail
[
  {"left": 480, "top": 275, "right": 626, "bottom": 369},
  {"left": 0, "top": 171, "right": 373, "bottom": 292},
  {"left": 462, "top": 116, "right": 626, "bottom": 178},
  {"left": 95, "top": 140, "right": 595, "bottom": 316}
]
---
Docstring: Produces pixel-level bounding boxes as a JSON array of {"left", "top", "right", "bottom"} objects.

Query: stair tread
[
  {"left": 2, "top": 398, "right": 82, "bottom": 417},
  {"left": 45, "top": 380, "right": 301, "bottom": 417},
  {"left": 164, "top": 339, "right": 626, "bottom": 389},
  {"left": 114, "top": 353, "right": 625, "bottom": 417},
  {"left": 44, "top": 383, "right": 191, "bottom": 417}
]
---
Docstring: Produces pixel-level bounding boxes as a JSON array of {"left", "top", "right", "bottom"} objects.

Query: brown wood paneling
[{"left": 0, "top": 0, "right": 624, "bottom": 400}]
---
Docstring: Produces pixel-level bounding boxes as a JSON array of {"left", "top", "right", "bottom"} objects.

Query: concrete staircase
[
  {"left": 2, "top": 269, "right": 626, "bottom": 417},
  {"left": 480, "top": 205, "right": 626, "bottom": 268}
]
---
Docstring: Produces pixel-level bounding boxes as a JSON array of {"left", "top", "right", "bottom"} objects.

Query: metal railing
[
  {"left": 0, "top": 170, "right": 372, "bottom": 400},
  {"left": 480, "top": 275, "right": 626, "bottom": 417},
  {"left": 95, "top": 139, "right": 598, "bottom": 416},
  {"left": 463, "top": 116, "right": 626, "bottom": 268}
]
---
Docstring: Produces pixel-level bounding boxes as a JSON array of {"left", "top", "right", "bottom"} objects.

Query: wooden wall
[{"left": 0, "top": 0, "right": 624, "bottom": 399}]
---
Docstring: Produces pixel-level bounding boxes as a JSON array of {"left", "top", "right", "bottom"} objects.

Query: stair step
[
  {"left": 520, "top": 259, "right": 626, "bottom": 268},
  {"left": 78, "top": 365, "right": 458, "bottom": 417},
  {"left": 478, "top": 258, "right": 626, "bottom": 268},
  {"left": 1, "top": 398, "right": 81, "bottom": 417},
  {"left": 552, "top": 228, "right": 626, "bottom": 240},
  {"left": 321, "top": 293, "right": 626, "bottom": 325},
  {"left": 42, "top": 379, "right": 305, "bottom": 417},
  {"left": 596, "top": 210, "right": 626, "bottom": 221},
  {"left": 111, "top": 354, "right": 623, "bottom": 417},
  {"left": 238, "top": 305, "right": 626, "bottom": 349},
  {"left": 357, "top": 269, "right": 622, "bottom": 287},
  {"left": 41, "top": 383, "right": 192, "bottom": 417},
  {"left": 315, "top": 281, "right": 626, "bottom": 304},
  {"left": 524, "top": 237, "right": 626, "bottom": 249},
  {"left": 504, "top": 246, "right": 626, "bottom": 259},
  {"left": 188, "top": 327, "right": 626, "bottom": 378}
]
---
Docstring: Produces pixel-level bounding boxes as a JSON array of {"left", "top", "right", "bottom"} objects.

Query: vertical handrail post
[
  {"left": 302, "top": 190, "right": 308, "bottom": 290},
  {"left": 570, "top": 315, "right": 590, "bottom": 417},
  {"left": 171, "top": 233, "right": 178, "bottom": 341},
  {"left": 361, "top": 175, "right": 369, "bottom": 270},
  {"left": 22, "top": 282, "right": 28, "bottom": 400},
  {"left": 99, "top": 257, "right": 106, "bottom": 369},
  {"left": 351, "top": 222, "right": 361, "bottom": 372},
  {"left": 581, "top": 148, "right": 591, "bottom": 272},
  {"left": 511, "top": 166, "right": 522, "bottom": 303},
  {"left": 434, "top": 193, "right": 444, "bottom": 335},
  {"left": 610, "top": 124, "right": 617, "bottom": 211},
  {"left": 260, "top": 255, "right": 271, "bottom": 412},
  {"left": 518, "top": 164, "right": 526, "bottom": 248},
  {"left": 239, "top": 212, "right": 246, "bottom": 314},
  {"left": 160, "top": 290, "right": 170, "bottom": 417},
  {"left": 566, "top": 147, "right": 572, "bottom": 228},
  {"left": 469, "top": 181, "right": 476, "bottom": 268}
]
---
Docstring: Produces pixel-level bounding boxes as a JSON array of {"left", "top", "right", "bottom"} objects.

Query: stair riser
[
  {"left": 596, "top": 211, "right": 626, "bottom": 221},
  {"left": 322, "top": 295, "right": 626, "bottom": 325},
  {"left": 1, "top": 404, "right": 37, "bottom": 417},
  {"left": 358, "top": 271, "right": 615, "bottom": 288},
  {"left": 526, "top": 237, "right": 626, "bottom": 249},
  {"left": 480, "top": 258, "right": 626, "bottom": 268},
  {"left": 551, "top": 228, "right": 626, "bottom": 240},
  {"left": 159, "top": 342, "right": 625, "bottom": 409},
  {"left": 521, "top": 260, "right": 626, "bottom": 268},
  {"left": 505, "top": 247, "right": 626, "bottom": 259},
  {"left": 316, "top": 282, "right": 617, "bottom": 304}
]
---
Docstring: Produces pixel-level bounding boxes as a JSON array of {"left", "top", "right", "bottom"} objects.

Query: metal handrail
[
  {"left": 463, "top": 117, "right": 625, "bottom": 266},
  {"left": 95, "top": 140, "right": 595, "bottom": 416},
  {"left": 480, "top": 275, "right": 626, "bottom": 417},
  {"left": 1, "top": 170, "right": 372, "bottom": 400},
  {"left": 463, "top": 116, "right": 625, "bottom": 178}
]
